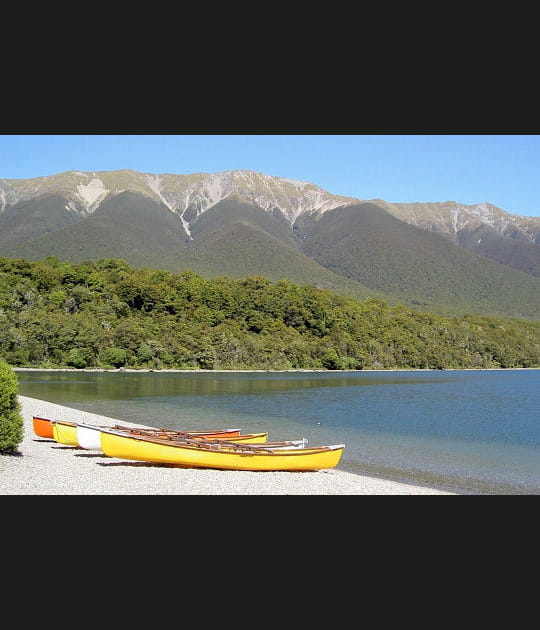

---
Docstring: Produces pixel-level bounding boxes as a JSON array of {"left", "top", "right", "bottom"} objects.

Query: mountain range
[{"left": 1, "top": 169, "right": 539, "bottom": 318}]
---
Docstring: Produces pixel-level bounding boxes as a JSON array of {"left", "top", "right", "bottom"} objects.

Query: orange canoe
[
  {"left": 33, "top": 416, "right": 55, "bottom": 439},
  {"left": 33, "top": 416, "right": 242, "bottom": 441}
]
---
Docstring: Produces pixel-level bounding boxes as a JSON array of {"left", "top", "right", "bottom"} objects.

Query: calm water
[{"left": 15, "top": 369, "right": 540, "bottom": 494}]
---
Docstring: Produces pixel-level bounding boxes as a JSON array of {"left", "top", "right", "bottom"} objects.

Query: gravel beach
[{"left": 0, "top": 395, "right": 456, "bottom": 495}]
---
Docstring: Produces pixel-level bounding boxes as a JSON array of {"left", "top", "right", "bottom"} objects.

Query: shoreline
[
  {"left": 12, "top": 366, "right": 540, "bottom": 373},
  {"left": 1, "top": 395, "right": 456, "bottom": 495}
]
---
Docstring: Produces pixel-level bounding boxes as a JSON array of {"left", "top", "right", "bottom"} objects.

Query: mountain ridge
[
  {"left": 1, "top": 168, "right": 540, "bottom": 319},
  {"left": 2, "top": 168, "right": 539, "bottom": 232}
]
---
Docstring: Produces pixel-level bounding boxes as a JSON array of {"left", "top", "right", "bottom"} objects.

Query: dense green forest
[{"left": 1, "top": 256, "right": 539, "bottom": 370}]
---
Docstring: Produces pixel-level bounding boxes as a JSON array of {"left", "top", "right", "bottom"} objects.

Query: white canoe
[{"left": 76, "top": 423, "right": 104, "bottom": 449}]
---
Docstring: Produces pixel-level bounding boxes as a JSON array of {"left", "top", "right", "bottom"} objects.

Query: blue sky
[{"left": 1, "top": 134, "right": 539, "bottom": 217}]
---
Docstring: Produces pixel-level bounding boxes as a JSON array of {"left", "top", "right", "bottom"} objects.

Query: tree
[
  {"left": 66, "top": 348, "right": 88, "bottom": 369},
  {"left": 0, "top": 257, "right": 539, "bottom": 371},
  {"left": 104, "top": 347, "right": 128, "bottom": 368},
  {"left": 0, "top": 359, "right": 24, "bottom": 453}
]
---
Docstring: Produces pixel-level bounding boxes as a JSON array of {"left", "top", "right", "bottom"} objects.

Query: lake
[{"left": 15, "top": 369, "right": 540, "bottom": 494}]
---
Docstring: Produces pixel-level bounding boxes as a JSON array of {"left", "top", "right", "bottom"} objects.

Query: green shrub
[
  {"left": 66, "top": 348, "right": 88, "bottom": 369},
  {"left": 104, "top": 347, "right": 128, "bottom": 368},
  {"left": 0, "top": 360, "right": 24, "bottom": 453}
]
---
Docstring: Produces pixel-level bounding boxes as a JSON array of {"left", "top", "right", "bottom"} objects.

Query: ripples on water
[{"left": 16, "top": 369, "right": 540, "bottom": 495}]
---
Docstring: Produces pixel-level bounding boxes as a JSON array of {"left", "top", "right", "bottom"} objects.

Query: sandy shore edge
[{"left": 0, "top": 396, "right": 456, "bottom": 495}]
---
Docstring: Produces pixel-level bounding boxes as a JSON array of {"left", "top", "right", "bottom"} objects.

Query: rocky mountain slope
[
  {"left": 1, "top": 169, "right": 539, "bottom": 318},
  {"left": 377, "top": 199, "right": 540, "bottom": 277}
]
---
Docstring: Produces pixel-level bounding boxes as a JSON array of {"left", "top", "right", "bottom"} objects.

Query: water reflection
[{"left": 17, "top": 369, "right": 452, "bottom": 399}]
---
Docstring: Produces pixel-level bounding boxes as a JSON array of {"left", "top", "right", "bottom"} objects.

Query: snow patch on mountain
[
  {"left": 76, "top": 178, "right": 109, "bottom": 213},
  {"left": 0, "top": 187, "right": 5, "bottom": 213}
]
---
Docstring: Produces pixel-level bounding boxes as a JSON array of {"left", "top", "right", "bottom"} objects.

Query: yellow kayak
[{"left": 100, "top": 429, "right": 344, "bottom": 471}]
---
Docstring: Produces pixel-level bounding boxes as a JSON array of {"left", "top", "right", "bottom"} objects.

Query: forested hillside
[{"left": 1, "top": 256, "right": 539, "bottom": 370}]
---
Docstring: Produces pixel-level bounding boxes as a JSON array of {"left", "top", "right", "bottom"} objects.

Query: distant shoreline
[{"left": 12, "top": 366, "right": 540, "bottom": 373}]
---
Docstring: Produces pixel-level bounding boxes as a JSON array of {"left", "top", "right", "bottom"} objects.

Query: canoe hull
[
  {"left": 33, "top": 416, "right": 54, "bottom": 439},
  {"left": 77, "top": 424, "right": 102, "bottom": 449},
  {"left": 100, "top": 431, "right": 343, "bottom": 471},
  {"left": 52, "top": 422, "right": 79, "bottom": 446}
]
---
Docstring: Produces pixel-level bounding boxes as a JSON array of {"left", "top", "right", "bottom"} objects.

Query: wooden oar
[{"left": 112, "top": 425, "right": 233, "bottom": 441}]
